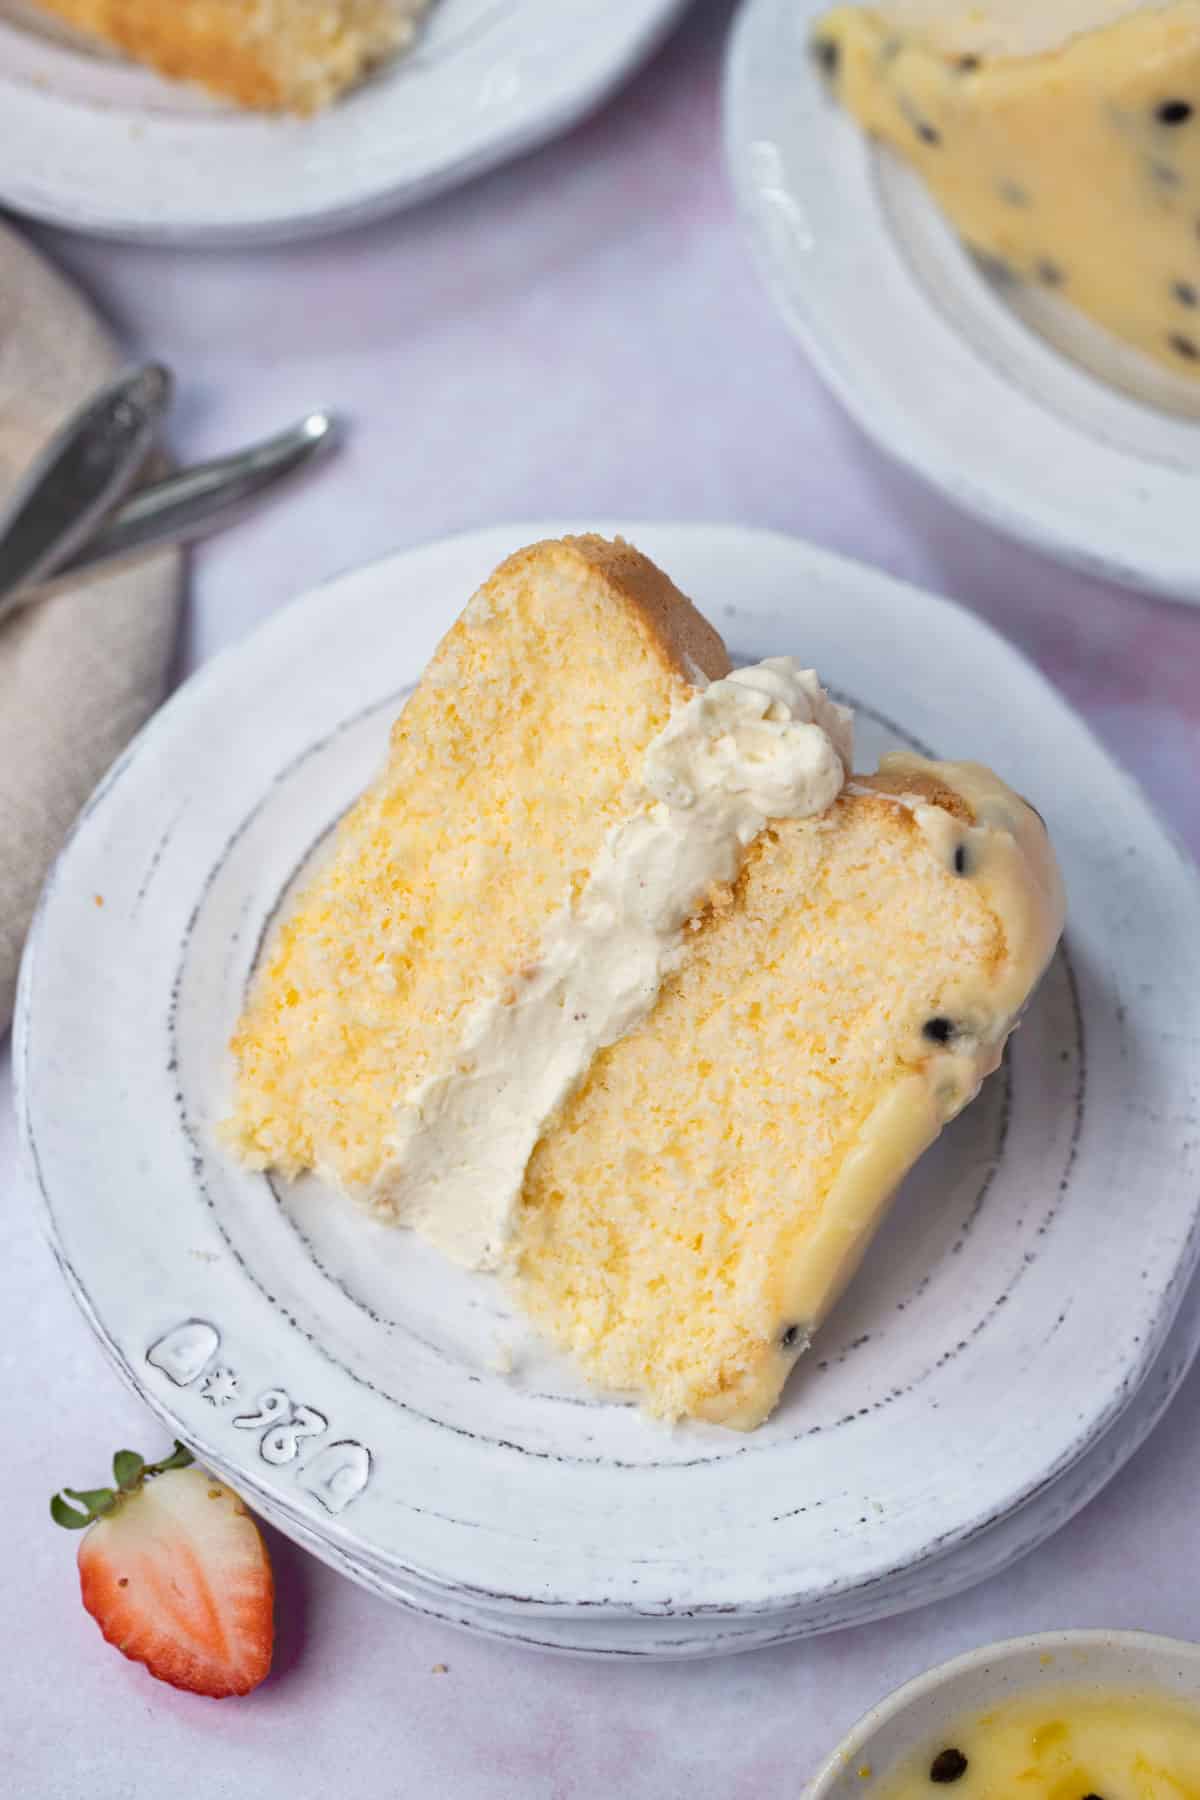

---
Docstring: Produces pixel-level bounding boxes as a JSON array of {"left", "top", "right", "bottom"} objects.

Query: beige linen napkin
[{"left": 0, "top": 222, "right": 182, "bottom": 1034}]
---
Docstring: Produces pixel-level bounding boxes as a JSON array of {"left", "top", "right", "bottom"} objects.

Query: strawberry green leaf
[
  {"left": 112, "top": 1451, "right": 144, "bottom": 1491},
  {"left": 52, "top": 1440, "right": 195, "bottom": 1542},
  {"left": 50, "top": 1494, "right": 93, "bottom": 1530},
  {"left": 148, "top": 1442, "right": 194, "bottom": 1476},
  {"left": 64, "top": 1486, "right": 117, "bottom": 1516}
]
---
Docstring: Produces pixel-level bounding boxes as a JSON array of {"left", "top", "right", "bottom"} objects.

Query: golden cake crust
[
  {"left": 505, "top": 534, "right": 731, "bottom": 693},
  {"left": 32, "top": 0, "right": 426, "bottom": 112},
  {"left": 861, "top": 765, "right": 976, "bottom": 822}
]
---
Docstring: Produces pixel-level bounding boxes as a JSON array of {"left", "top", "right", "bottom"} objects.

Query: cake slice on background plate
[
  {"left": 27, "top": 0, "right": 432, "bottom": 113},
  {"left": 228, "top": 534, "right": 1064, "bottom": 1429},
  {"left": 811, "top": 0, "right": 1200, "bottom": 377}
]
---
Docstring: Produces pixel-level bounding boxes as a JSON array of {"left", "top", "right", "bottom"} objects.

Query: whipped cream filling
[{"left": 369, "top": 659, "right": 854, "bottom": 1269}]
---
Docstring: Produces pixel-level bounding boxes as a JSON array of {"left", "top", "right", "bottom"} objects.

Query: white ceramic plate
[
  {"left": 725, "top": 0, "right": 1200, "bottom": 605},
  {"left": 0, "top": 0, "right": 689, "bottom": 245},
  {"left": 147, "top": 1254, "right": 1200, "bottom": 1657},
  {"left": 17, "top": 523, "right": 1200, "bottom": 1657}
]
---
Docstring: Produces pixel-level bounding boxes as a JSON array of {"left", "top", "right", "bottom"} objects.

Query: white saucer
[
  {"left": 17, "top": 523, "right": 1200, "bottom": 1655},
  {"left": 725, "top": 0, "right": 1200, "bottom": 605},
  {"left": 0, "top": 0, "right": 689, "bottom": 245}
]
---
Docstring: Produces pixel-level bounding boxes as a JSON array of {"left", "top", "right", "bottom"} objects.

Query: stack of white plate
[{"left": 18, "top": 524, "right": 1200, "bottom": 1656}]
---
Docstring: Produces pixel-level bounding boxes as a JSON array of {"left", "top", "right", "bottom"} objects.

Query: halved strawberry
[{"left": 52, "top": 1443, "right": 274, "bottom": 1698}]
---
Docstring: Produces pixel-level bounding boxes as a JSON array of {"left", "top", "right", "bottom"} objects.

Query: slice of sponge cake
[
  {"left": 228, "top": 535, "right": 1063, "bottom": 1429},
  {"left": 29, "top": 0, "right": 429, "bottom": 113}
]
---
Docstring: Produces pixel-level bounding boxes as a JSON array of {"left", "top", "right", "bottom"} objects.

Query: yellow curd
[{"left": 875, "top": 1687, "right": 1200, "bottom": 1800}]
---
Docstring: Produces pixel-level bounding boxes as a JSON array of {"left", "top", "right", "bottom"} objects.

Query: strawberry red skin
[{"left": 77, "top": 1468, "right": 274, "bottom": 1698}]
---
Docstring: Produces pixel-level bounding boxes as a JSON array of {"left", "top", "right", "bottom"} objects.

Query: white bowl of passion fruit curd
[{"left": 809, "top": 1632, "right": 1200, "bottom": 1800}]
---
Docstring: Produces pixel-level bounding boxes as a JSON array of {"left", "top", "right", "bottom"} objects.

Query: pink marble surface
[{"left": 3, "top": 2, "right": 1200, "bottom": 1793}]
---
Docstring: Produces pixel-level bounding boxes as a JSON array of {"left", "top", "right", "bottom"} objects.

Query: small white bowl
[{"left": 810, "top": 1631, "right": 1200, "bottom": 1800}]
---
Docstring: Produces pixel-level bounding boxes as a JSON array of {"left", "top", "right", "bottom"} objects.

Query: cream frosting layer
[{"left": 368, "top": 659, "right": 854, "bottom": 1268}]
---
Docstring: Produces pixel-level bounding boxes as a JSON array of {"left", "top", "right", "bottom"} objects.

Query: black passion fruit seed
[
  {"left": 1157, "top": 99, "right": 1194, "bottom": 126},
  {"left": 929, "top": 1749, "right": 968, "bottom": 1784},
  {"left": 812, "top": 37, "right": 839, "bottom": 77}
]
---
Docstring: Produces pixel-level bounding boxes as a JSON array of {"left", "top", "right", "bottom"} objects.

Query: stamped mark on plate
[
  {"left": 146, "top": 1318, "right": 218, "bottom": 1387},
  {"left": 144, "top": 1319, "right": 372, "bottom": 1514},
  {"left": 233, "top": 1388, "right": 328, "bottom": 1465},
  {"left": 199, "top": 1364, "right": 240, "bottom": 1406}
]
